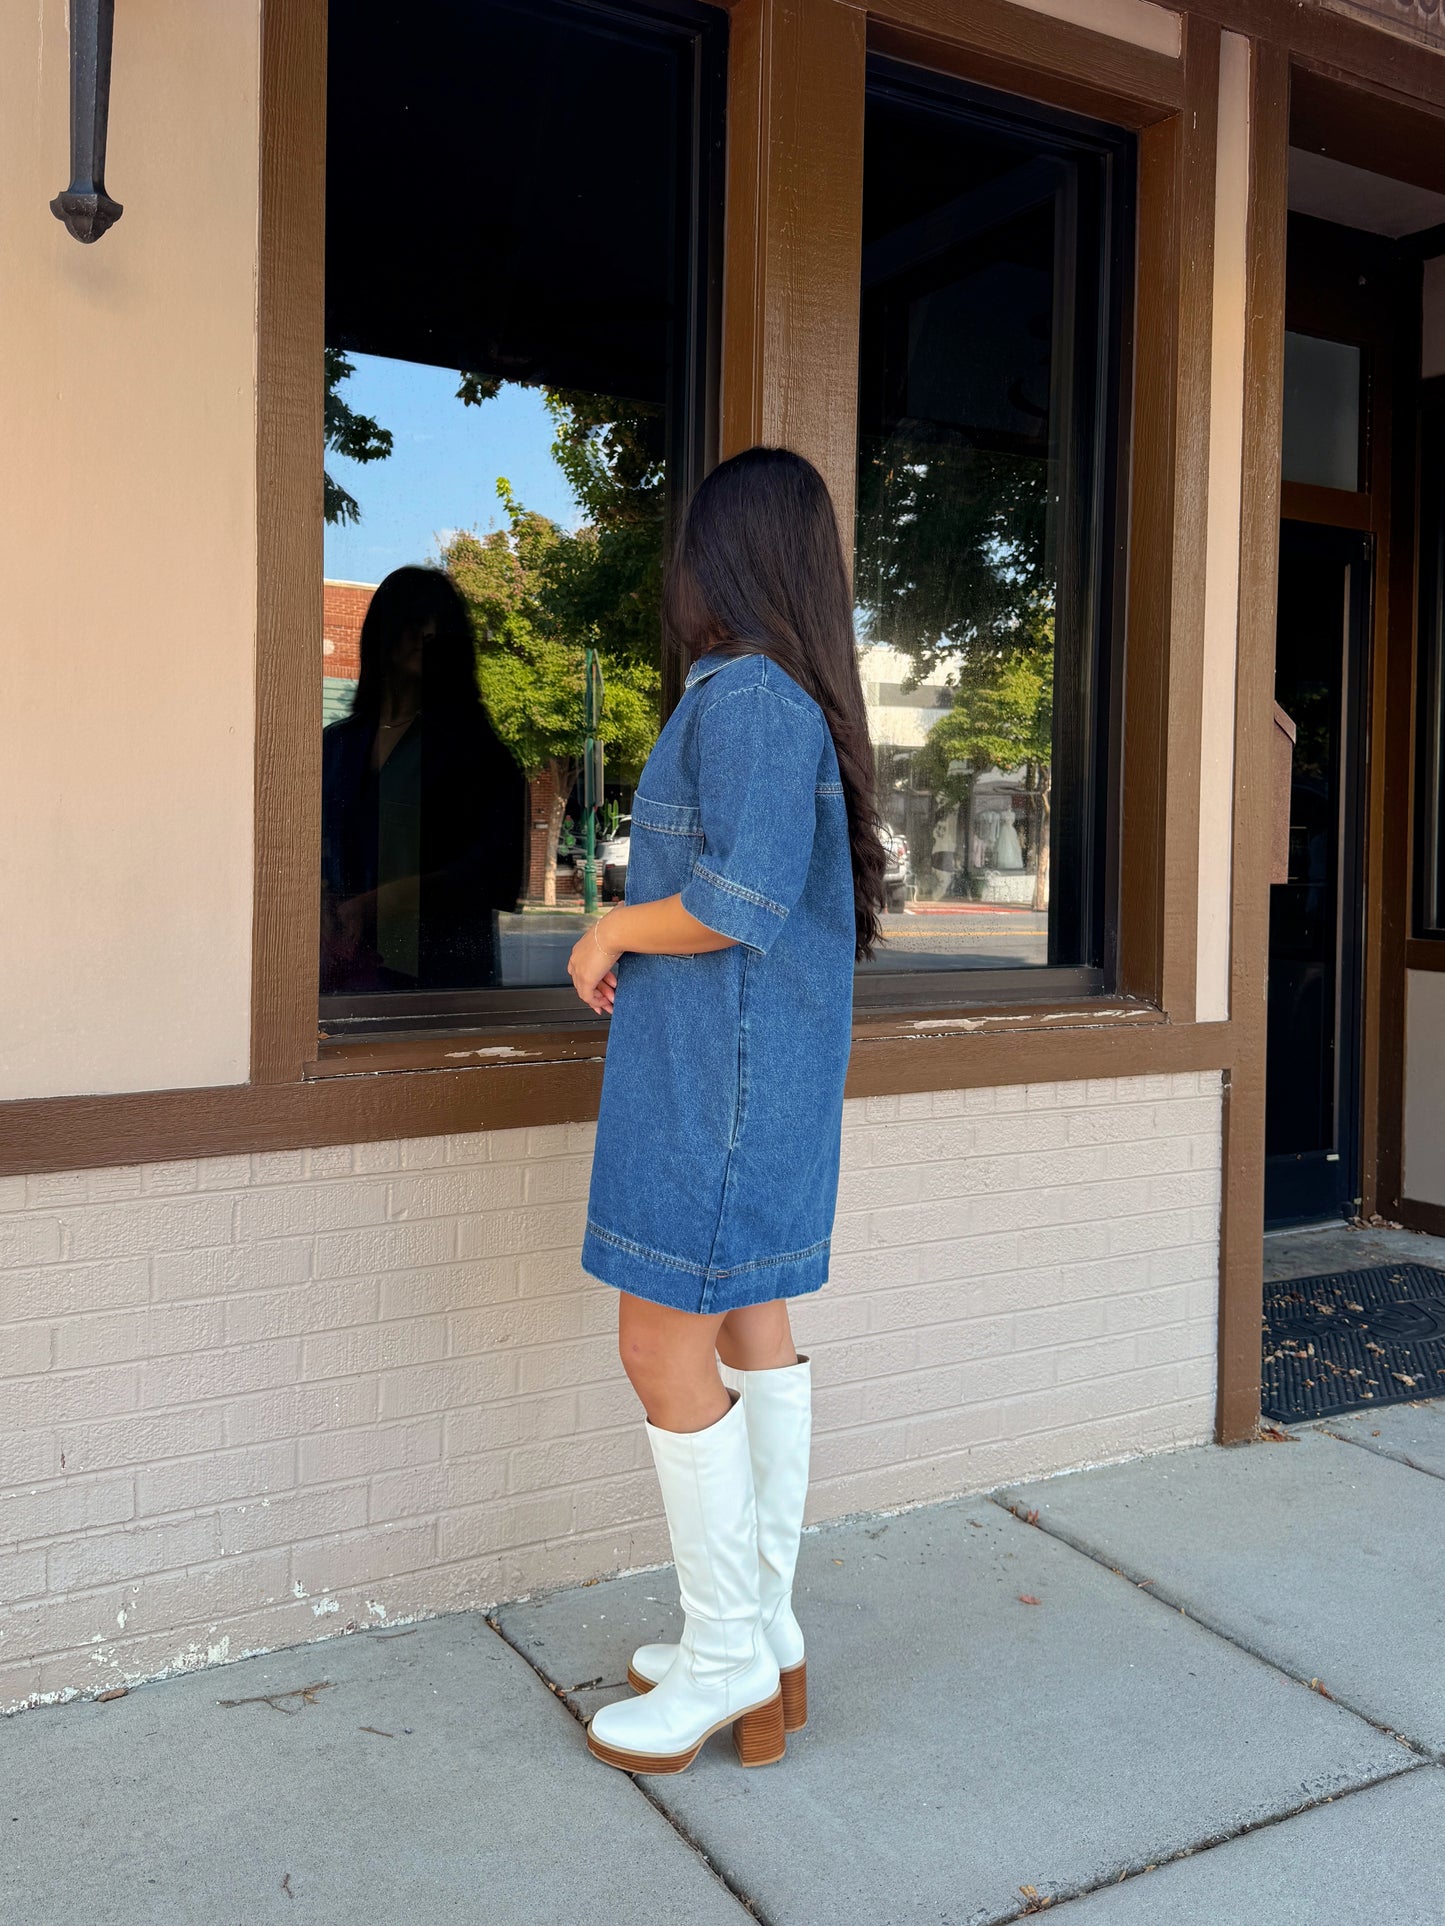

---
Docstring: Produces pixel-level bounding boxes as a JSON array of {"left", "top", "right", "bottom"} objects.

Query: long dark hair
[
  {"left": 662, "top": 447, "right": 887, "bottom": 958},
  {"left": 350, "top": 565, "right": 487, "bottom": 731}
]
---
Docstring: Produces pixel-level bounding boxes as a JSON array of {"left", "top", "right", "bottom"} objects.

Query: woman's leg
[
  {"left": 716, "top": 1298, "right": 798, "bottom": 1373},
  {"left": 627, "top": 1297, "right": 813, "bottom": 1731},
  {"left": 588, "top": 1290, "right": 783, "bottom": 1772},
  {"left": 616, "top": 1291, "right": 730, "bottom": 1432}
]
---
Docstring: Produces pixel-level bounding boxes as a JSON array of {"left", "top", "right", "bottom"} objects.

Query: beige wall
[
  {"left": 1404, "top": 971, "right": 1445, "bottom": 1207},
  {"left": 1195, "top": 32, "right": 1250, "bottom": 1026},
  {"left": 0, "top": 1, "right": 260, "bottom": 1102},
  {"left": 0, "top": 1076, "right": 1222, "bottom": 1710},
  {"left": 1007, "top": 0, "right": 1181, "bottom": 57}
]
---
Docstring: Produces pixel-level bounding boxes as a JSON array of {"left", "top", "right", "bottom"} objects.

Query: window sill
[{"left": 306, "top": 995, "right": 1170, "bottom": 1080}]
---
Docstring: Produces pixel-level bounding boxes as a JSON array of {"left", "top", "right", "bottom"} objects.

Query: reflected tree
[
  {"left": 856, "top": 439, "right": 1056, "bottom": 908},
  {"left": 323, "top": 348, "right": 393, "bottom": 527},
  {"left": 444, "top": 480, "right": 658, "bottom": 907}
]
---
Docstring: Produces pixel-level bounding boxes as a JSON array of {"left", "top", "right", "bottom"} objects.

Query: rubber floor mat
[{"left": 1263, "top": 1263, "right": 1445, "bottom": 1422}]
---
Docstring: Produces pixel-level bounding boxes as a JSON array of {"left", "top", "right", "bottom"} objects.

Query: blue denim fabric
[{"left": 581, "top": 650, "right": 855, "bottom": 1313}]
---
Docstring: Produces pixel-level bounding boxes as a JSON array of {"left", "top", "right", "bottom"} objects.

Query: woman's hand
[{"left": 568, "top": 913, "right": 623, "bottom": 1014}]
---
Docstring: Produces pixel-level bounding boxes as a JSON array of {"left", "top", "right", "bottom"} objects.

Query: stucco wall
[
  {"left": 1403, "top": 971, "right": 1445, "bottom": 1207},
  {"left": 0, "top": 1074, "right": 1222, "bottom": 1711},
  {"left": 0, "top": 0, "right": 259, "bottom": 1101}
]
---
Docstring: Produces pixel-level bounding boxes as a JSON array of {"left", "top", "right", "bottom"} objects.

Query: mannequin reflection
[{"left": 320, "top": 567, "right": 527, "bottom": 994}]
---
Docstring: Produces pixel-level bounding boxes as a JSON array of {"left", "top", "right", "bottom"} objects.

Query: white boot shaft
[
  {"left": 632, "top": 1354, "right": 811, "bottom": 1688},
  {"left": 588, "top": 1393, "right": 781, "bottom": 1771}
]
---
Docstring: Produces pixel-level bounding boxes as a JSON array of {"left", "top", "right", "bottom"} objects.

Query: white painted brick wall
[{"left": 0, "top": 1072, "right": 1221, "bottom": 1710}]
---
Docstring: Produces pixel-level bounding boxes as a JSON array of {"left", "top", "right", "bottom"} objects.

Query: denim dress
[{"left": 581, "top": 649, "right": 856, "bottom": 1314}]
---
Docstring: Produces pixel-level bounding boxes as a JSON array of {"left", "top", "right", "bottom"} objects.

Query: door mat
[{"left": 1263, "top": 1263, "right": 1445, "bottom": 1423}]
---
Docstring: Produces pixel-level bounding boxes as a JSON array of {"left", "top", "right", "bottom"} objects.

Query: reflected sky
[{"left": 323, "top": 355, "right": 586, "bottom": 584}]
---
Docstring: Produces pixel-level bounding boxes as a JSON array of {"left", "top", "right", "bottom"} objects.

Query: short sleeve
[{"left": 680, "top": 686, "right": 824, "bottom": 955}]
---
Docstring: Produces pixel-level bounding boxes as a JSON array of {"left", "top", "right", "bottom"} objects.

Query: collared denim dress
[{"left": 581, "top": 649, "right": 855, "bottom": 1314}]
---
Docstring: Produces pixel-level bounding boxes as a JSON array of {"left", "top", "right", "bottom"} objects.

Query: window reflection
[
  {"left": 320, "top": 568, "right": 527, "bottom": 994},
  {"left": 854, "top": 71, "right": 1124, "bottom": 978},
  {"left": 320, "top": 0, "right": 720, "bottom": 1031}
]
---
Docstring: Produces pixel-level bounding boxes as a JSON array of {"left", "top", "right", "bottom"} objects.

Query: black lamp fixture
[{"left": 51, "top": 0, "right": 122, "bottom": 243}]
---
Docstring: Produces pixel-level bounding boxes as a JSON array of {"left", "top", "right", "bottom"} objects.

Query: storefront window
[
  {"left": 1282, "top": 331, "right": 1363, "bottom": 493},
  {"left": 320, "top": 0, "right": 722, "bottom": 1037},
  {"left": 854, "top": 66, "right": 1131, "bottom": 988}
]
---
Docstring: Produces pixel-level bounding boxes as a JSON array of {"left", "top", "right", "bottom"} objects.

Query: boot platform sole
[
  {"left": 587, "top": 1687, "right": 785, "bottom": 1773},
  {"left": 628, "top": 1657, "right": 807, "bottom": 1732}
]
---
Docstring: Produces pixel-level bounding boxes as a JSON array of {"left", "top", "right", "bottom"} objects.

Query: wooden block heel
[
  {"left": 628, "top": 1658, "right": 808, "bottom": 1732},
  {"left": 587, "top": 1687, "right": 786, "bottom": 1775},
  {"left": 779, "top": 1659, "right": 807, "bottom": 1731},
  {"left": 732, "top": 1688, "right": 786, "bottom": 1766}
]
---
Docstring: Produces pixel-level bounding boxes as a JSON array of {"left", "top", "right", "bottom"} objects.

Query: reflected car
[
  {"left": 882, "top": 830, "right": 911, "bottom": 912},
  {"left": 598, "top": 816, "right": 631, "bottom": 899}
]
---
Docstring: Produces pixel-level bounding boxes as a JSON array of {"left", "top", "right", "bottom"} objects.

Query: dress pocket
[{"left": 626, "top": 793, "right": 703, "bottom": 960}]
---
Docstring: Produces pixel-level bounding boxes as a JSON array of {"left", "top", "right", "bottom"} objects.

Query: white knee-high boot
[
  {"left": 628, "top": 1354, "right": 811, "bottom": 1731},
  {"left": 586, "top": 1391, "right": 783, "bottom": 1773}
]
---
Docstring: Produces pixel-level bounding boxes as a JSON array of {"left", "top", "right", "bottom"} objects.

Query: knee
[{"left": 617, "top": 1325, "right": 667, "bottom": 1402}]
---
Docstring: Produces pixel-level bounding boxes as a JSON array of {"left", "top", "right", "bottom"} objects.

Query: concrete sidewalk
[
  {"left": 6, "top": 1389, "right": 1445, "bottom": 1924},
  {"left": 6, "top": 1227, "right": 1445, "bottom": 1923}
]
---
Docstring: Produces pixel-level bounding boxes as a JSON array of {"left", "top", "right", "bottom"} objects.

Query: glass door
[{"left": 1264, "top": 520, "right": 1371, "bottom": 1226}]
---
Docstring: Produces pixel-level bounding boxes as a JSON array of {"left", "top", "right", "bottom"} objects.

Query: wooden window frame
[{"left": 2, "top": 0, "right": 1233, "bottom": 1170}]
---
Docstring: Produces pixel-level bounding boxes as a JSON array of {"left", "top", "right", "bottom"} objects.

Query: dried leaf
[{"left": 1018, "top": 1594, "right": 1042, "bottom": 1606}]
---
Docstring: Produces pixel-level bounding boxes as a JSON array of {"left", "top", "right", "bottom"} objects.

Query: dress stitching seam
[
  {"left": 585, "top": 1219, "right": 830, "bottom": 1282},
  {"left": 691, "top": 862, "right": 786, "bottom": 918}
]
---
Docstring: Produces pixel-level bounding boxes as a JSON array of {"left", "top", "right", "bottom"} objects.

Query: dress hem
[{"left": 580, "top": 1222, "right": 830, "bottom": 1315}]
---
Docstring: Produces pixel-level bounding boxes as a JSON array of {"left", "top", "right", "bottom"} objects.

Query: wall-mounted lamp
[{"left": 51, "top": 0, "right": 122, "bottom": 243}]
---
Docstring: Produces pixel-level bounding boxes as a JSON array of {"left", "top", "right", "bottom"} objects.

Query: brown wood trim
[
  {"left": 1184, "top": 0, "right": 1445, "bottom": 111},
  {"left": 1397, "top": 1195, "right": 1445, "bottom": 1236},
  {"left": 1405, "top": 938, "right": 1445, "bottom": 972},
  {"left": 309, "top": 995, "right": 1169, "bottom": 1079},
  {"left": 865, "top": 1, "right": 1184, "bottom": 129},
  {"left": 253, "top": 0, "right": 327, "bottom": 1087},
  {"left": 1217, "top": 35, "right": 1290, "bottom": 1447},
  {"left": 0, "top": 1016, "right": 1232, "bottom": 1179},
  {"left": 1279, "top": 481, "right": 1373, "bottom": 531},
  {"left": 1291, "top": 62, "right": 1445, "bottom": 200},
  {"left": 308, "top": 1026, "right": 611, "bottom": 1078},
  {"left": 845, "top": 1015, "right": 1229, "bottom": 1100},
  {"left": 849, "top": 997, "right": 1167, "bottom": 1042},
  {"left": 1373, "top": 259, "right": 1424, "bottom": 1215},
  {"left": 1117, "top": 21, "right": 1218, "bottom": 1017},
  {"left": 720, "top": 0, "right": 866, "bottom": 541}
]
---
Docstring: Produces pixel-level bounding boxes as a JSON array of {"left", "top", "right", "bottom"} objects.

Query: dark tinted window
[
  {"left": 854, "top": 65, "right": 1131, "bottom": 991},
  {"left": 320, "top": 0, "right": 722, "bottom": 1037}
]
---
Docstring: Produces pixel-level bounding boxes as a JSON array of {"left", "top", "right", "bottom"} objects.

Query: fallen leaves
[
  {"left": 93, "top": 1688, "right": 128, "bottom": 1704},
  {"left": 1309, "top": 1678, "right": 1334, "bottom": 1700},
  {"left": 1018, "top": 1594, "right": 1042, "bottom": 1607},
  {"left": 1257, "top": 1422, "right": 1296, "bottom": 1443}
]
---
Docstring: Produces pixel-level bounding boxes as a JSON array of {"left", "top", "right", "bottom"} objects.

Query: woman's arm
[{"left": 566, "top": 895, "right": 737, "bottom": 1013}]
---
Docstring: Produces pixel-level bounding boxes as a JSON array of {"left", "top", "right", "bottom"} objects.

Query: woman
[
  {"left": 320, "top": 567, "right": 526, "bottom": 995},
  {"left": 566, "top": 447, "right": 887, "bottom": 1775}
]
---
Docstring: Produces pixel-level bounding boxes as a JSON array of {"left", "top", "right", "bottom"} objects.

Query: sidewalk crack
[
  {"left": 483, "top": 1613, "right": 774, "bottom": 1924},
  {"left": 985, "top": 1492, "right": 1441, "bottom": 1766}
]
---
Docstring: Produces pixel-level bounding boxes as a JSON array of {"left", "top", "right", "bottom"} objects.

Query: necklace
[{"left": 379, "top": 712, "right": 420, "bottom": 730}]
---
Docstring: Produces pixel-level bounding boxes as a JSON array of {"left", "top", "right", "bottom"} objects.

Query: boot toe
[{"left": 628, "top": 1641, "right": 677, "bottom": 1690}]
